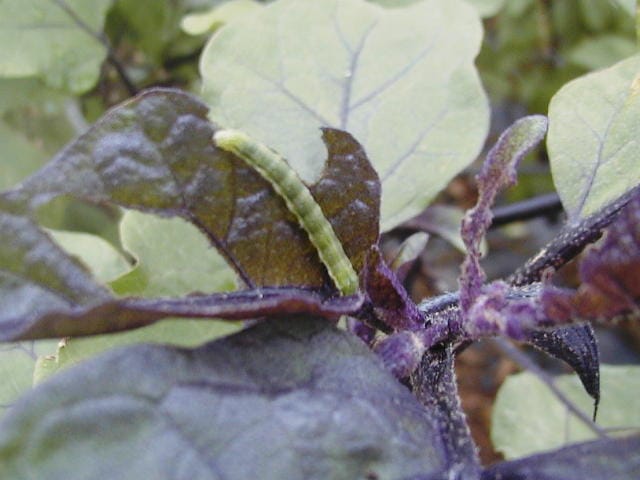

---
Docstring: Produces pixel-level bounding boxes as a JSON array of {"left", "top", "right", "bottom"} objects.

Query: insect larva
[{"left": 213, "top": 129, "right": 359, "bottom": 295}]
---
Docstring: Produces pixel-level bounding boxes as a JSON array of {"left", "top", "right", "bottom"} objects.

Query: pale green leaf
[
  {"left": 0, "top": 340, "right": 57, "bottom": 417},
  {"left": 567, "top": 34, "right": 638, "bottom": 71},
  {"left": 0, "top": 120, "right": 46, "bottom": 190},
  {"left": 181, "top": 0, "right": 263, "bottom": 36},
  {"left": 34, "top": 211, "right": 241, "bottom": 382},
  {"left": 112, "top": 210, "right": 238, "bottom": 297},
  {"left": 548, "top": 54, "right": 640, "bottom": 219},
  {"left": 492, "top": 365, "right": 640, "bottom": 459},
  {"left": 0, "top": 0, "right": 112, "bottom": 93},
  {"left": 200, "top": 0, "right": 489, "bottom": 231},
  {"left": 46, "top": 230, "right": 131, "bottom": 284}
]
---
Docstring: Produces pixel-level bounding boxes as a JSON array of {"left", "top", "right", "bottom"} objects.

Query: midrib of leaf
[
  {"left": 575, "top": 98, "right": 626, "bottom": 218},
  {"left": 335, "top": 18, "right": 377, "bottom": 130},
  {"left": 381, "top": 107, "right": 449, "bottom": 182}
]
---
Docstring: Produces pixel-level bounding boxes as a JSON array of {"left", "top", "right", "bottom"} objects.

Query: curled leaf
[{"left": 459, "top": 115, "right": 548, "bottom": 312}]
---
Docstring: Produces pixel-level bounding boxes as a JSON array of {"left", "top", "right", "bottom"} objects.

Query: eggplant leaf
[
  {"left": 484, "top": 434, "right": 640, "bottom": 480},
  {"left": 492, "top": 366, "right": 640, "bottom": 460},
  {"left": 0, "top": 317, "right": 453, "bottom": 480},
  {"left": 11, "top": 88, "right": 379, "bottom": 290},
  {"left": 548, "top": 55, "right": 640, "bottom": 219},
  {"left": 0, "top": 0, "right": 112, "bottom": 94},
  {"left": 459, "top": 115, "right": 548, "bottom": 312},
  {"left": 200, "top": 0, "right": 489, "bottom": 230}
]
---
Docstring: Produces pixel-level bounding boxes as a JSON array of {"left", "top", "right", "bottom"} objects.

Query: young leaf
[
  {"left": 200, "top": 0, "right": 489, "bottom": 230},
  {"left": 459, "top": 115, "right": 548, "bottom": 312},
  {"left": 483, "top": 434, "right": 640, "bottom": 480},
  {"left": 0, "top": 0, "right": 112, "bottom": 93},
  {"left": 0, "top": 318, "right": 453, "bottom": 479},
  {"left": 10, "top": 88, "right": 380, "bottom": 291},
  {"left": 491, "top": 366, "right": 640, "bottom": 459},
  {"left": 548, "top": 54, "right": 640, "bottom": 219}
]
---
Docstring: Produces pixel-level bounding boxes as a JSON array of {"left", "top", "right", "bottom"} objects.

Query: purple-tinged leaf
[
  {"left": 527, "top": 324, "right": 600, "bottom": 408},
  {"left": 543, "top": 189, "right": 640, "bottom": 322},
  {"left": 9, "top": 88, "right": 380, "bottom": 291},
  {"left": 411, "top": 346, "right": 481, "bottom": 479},
  {"left": 310, "top": 128, "right": 381, "bottom": 277},
  {"left": 0, "top": 203, "right": 112, "bottom": 325},
  {"left": 373, "top": 330, "right": 426, "bottom": 379},
  {"left": 460, "top": 115, "right": 548, "bottom": 312},
  {"left": 482, "top": 434, "right": 640, "bottom": 480},
  {"left": 0, "top": 317, "right": 453, "bottom": 479},
  {"left": 362, "top": 245, "right": 423, "bottom": 332},
  {"left": 2, "top": 283, "right": 362, "bottom": 341},
  {"left": 0, "top": 200, "right": 362, "bottom": 340}
]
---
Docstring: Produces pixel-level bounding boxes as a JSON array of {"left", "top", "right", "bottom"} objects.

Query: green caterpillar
[{"left": 213, "top": 129, "right": 359, "bottom": 295}]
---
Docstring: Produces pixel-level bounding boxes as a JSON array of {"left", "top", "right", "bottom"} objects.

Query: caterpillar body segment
[{"left": 213, "top": 129, "right": 359, "bottom": 295}]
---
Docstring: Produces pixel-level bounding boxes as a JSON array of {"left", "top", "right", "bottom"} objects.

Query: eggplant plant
[{"left": 0, "top": 0, "right": 639, "bottom": 478}]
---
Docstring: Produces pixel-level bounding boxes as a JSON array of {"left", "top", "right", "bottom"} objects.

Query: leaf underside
[{"left": 200, "top": 0, "right": 489, "bottom": 230}]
